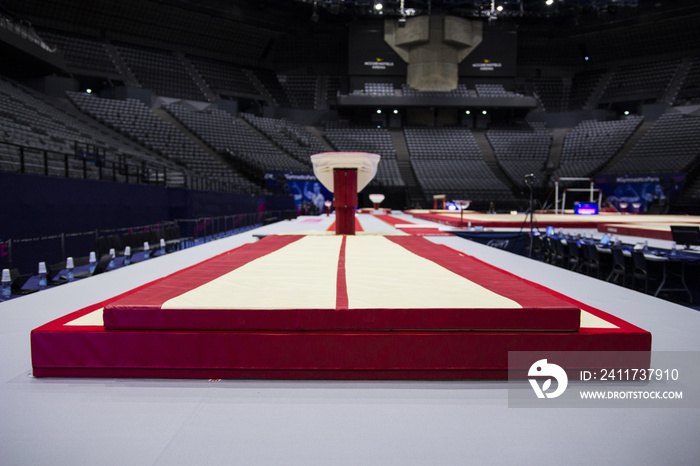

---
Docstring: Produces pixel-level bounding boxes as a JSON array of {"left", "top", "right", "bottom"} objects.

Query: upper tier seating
[
  {"left": 165, "top": 104, "right": 308, "bottom": 173},
  {"left": 114, "top": 43, "right": 206, "bottom": 101},
  {"left": 0, "top": 77, "right": 184, "bottom": 185},
  {"left": 601, "top": 59, "right": 681, "bottom": 102},
  {"left": 674, "top": 56, "right": 700, "bottom": 106},
  {"left": 603, "top": 112, "right": 700, "bottom": 175},
  {"left": 39, "top": 29, "right": 118, "bottom": 74},
  {"left": 487, "top": 123, "right": 551, "bottom": 188},
  {"left": 531, "top": 78, "right": 565, "bottom": 112},
  {"left": 240, "top": 113, "right": 324, "bottom": 167},
  {"left": 401, "top": 84, "right": 475, "bottom": 98},
  {"left": 556, "top": 116, "right": 644, "bottom": 178},
  {"left": 68, "top": 92, "right": 260, "bottom": 193},
  {"left": 278, "top": 75, "right": 317, "bottom": 109},
  {"left": 568, "top": 70, "right": 605, "bottom": 110},
  {"left": 188, "top": 56, "right": 259, "bottom": 97}
]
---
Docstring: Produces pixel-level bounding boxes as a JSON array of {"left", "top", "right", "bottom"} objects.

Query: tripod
[{"left": 520, "top": 174, "right": 539, "bottom": 257}]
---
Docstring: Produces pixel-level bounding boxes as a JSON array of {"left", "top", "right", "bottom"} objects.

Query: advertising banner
[
  {"left": 594, "top": 174, "right": 685, "bottom": 213},
  {"left": 265, "top": 171, "right": 332, "bottom": 215}
]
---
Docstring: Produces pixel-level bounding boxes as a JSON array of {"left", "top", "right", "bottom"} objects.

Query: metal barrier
[{"left": 0, "top": 140, "right": 262, "bottom": 194}]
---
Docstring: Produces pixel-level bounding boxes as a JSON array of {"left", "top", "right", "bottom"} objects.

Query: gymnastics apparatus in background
[{"left": 311, "top": 152, "right": 381, "bottom": 235}]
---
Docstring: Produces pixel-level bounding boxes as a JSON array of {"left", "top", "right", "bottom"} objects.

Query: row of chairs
[{"left": 532, "top": 235, "right": 659, "bottom": 294}]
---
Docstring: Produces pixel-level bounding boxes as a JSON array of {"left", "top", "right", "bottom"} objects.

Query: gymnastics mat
[{"left": 100, "top": 235, "right": 581, "bottom": 332}]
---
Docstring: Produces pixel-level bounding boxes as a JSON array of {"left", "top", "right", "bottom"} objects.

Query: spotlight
[
  {"left": 374, "top": 2, "right": 383, "bottom": 12},
  {"left": 465, "top": 110, "right": 471, "bottom": 115},
  {"left": 393, "top": 109, "right": 399, "bottom": 114},
  {"left": 482, "top": 110, "right": 487, "bottom": 115},
  {"left": 497, "top": 6, "right": 503, "bottom": 12},
  {"left": 86, "top": 88, "right": 92, "bottom": 94},
  {"left": 376, "top": 109, "right": 382, "bottom": 114},
  {"left": 546, "top": 0, "right": 554, "bottom": 5}
]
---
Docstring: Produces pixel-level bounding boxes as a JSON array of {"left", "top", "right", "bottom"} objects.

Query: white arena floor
[{"left": 1, "top": 212, "right": 699, "bottom": 466}]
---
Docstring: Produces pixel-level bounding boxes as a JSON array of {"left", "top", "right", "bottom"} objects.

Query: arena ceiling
[{"left": 1, "top": 0, "right": 699, "bottom": 70}]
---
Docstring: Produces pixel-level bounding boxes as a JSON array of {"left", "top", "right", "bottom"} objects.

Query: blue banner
[{"left": 594, "top": 174, "right": 685, "bottom": 213}]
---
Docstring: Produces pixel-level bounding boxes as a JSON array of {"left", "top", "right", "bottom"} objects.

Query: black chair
[
  {"left": 47, "top": 261, "right": 68, "bottom": 286},
  {"left": 74, "top": 254, "right": 113, "bottom": 279},
  {"left": 530, "top": 235, "right": 544, "bottom": 261},
  {"left": 9, "top": 269, "right": 36, "bottom": 295},
  {"left": 606, "top": 247, "right": 628, "bottom": 286},
  {"left": 567, "top": 241, "right": 582, "bottom": 271},
  {"left": 631, "top": 251, "right": 658, "bottom": 294},
  {"left": 581, "top": 243, "right": 601, "bottom": 278},
  {"left": 541, "top": 237, "right": 555, "bottom": 264},
  {"left": 549, "top": 238, "right": 566, "bottom": 267}
]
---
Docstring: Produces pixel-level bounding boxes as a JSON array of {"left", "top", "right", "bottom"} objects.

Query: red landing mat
[
  {"left": 30, "top": 235, "right": 651, "bottom": 380},
  {"left": 30, "top": 282, "right": 651, "bottom": 380},
  {"left": 99, "top": 235, "right": 581, "bottom": 332},
  {"left": 373, "top": 215, "right": 452, "bottom": 236}
]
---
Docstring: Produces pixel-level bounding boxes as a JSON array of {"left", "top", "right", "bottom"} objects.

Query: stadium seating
[
  {"left": 68, "top": 92, "right": 260, "bottom": 192},
  {"left": 556, "top": 116, "right": 644, "bottom": 178},
  {"left": 603, "top": 112, "right": 700, "bottom": 175},
  {"left": 165, "top": 103, "right": 308, "bottom": 173},
  {"left": 39, "top": 29, "right": 118, "bottom": 74},
  {"left": 600, "top": 59, "right": 682, "bottom": 102},
  {"left": 487, "top": 123, "right": 551, "bottom": 188},
  {"left": 404, "top": 126, "right": 513, "bottom": 204},
  {"left": 114, "top": 42, "right": 207, "bottom": 101},
  {"left": 0, "top": 77, "right": 185, "bottom": 185},
  {"left": 240, "top": 113, "right": 324, "bottom": 167},
  {"left": 324, "top": 124, "right": 405, "bottom": 188}
]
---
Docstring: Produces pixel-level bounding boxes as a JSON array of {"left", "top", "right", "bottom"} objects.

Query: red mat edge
[{"left": 430, "top": 242, "right": 650, "bottom": 335}]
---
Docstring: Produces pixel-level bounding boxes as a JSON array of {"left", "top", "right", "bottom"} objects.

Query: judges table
[{"left": 547, "top": 234, "right": 699, "bottom": 303}]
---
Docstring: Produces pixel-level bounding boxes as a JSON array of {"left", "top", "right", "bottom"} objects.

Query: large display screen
[
  {"left": 458, "top": 25, "right": 517, "bottom": 77},
  {"left": 348, "top": 21, "right": 407, "bottom": 76},
  {"left": 348, "top": 20, "right": 516, "bottom": 77}
]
